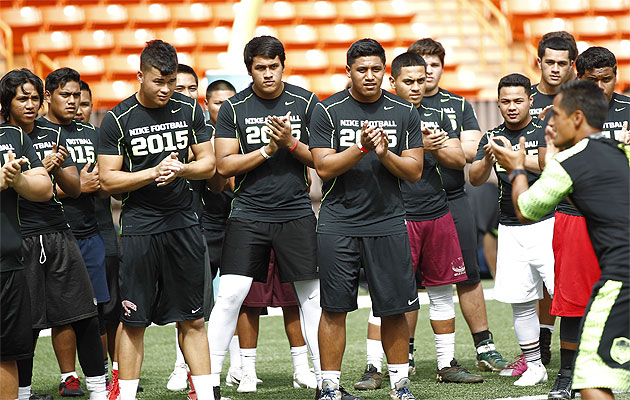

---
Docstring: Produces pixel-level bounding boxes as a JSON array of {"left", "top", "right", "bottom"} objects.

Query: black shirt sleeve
[
  {"left": 309, "top": 103, "right": 336, "bottom": 150},
  {"left": 462, "top": 99, "right": 481, "bottom": 131},
  {"left": 98, "top": 111, "right": 124, "bottom": 156},
  {"left": 191, "top": 102, "right": 211, "bottom": 144},
  {"left": 215, "top": 101, "right": 237, "bottom": 140},
  {"left": 406, "top": 107, "right": 423, "bottom": 150},
  {"left": 473, "top": 133, "right": 489, "bottom": 161}
]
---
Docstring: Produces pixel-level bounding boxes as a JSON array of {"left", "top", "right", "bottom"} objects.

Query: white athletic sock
[
  {"left": 520, "top": 342, "right": 543, "bottom": 367},
  {"left": 321, "top": 371, "right": 340, "bottom": 388},
  {"left": 387, "top": 363, "right": 408, "bottom": 389},
  {"left": 18, "top": 386, "right": 30, "bottom": 400},
  {"left": 293, "top": 279, "right": 322, "bottom": 387},
  {"left": 240, "top": 348, "right": 257, "bottom": 376},
  {"left": 112, "top": 361, "right": 118, "bottom": 371},
  {"left": 118, "top": 379, "right": 139, "bottom": 400},
  {"left": 366, "top": 338, "right": 384, "bottom": 372},
  {"left": 210, "top": 373, "right": 220, "bottom": 388},
  {"left": 207, "top": 275, "right": 253, "bottom": 376},
  {"left": 291, "top": 345, "right": 310, "bottom": 374},
  {"left": 175, "top": 327, "right": 186, "bottom": 366},
  {"left": 61, "top": 371, "right": 78, "bottom": 382},
  {"left": 86, "top": 374, "right": 107, "bottom": 400},
  {"left": 228, "top": 335, "right": 241, "bottom": 369},
  {"left": 540, "top": 324, "right": 555, "bottom": 333},
  {"left": 512, "top": 301, "right": 540, "bottom": 344},
  {"left": 191, "top": 375, "right": 214, "bottom": 400},
  {"left": 434, "top": 332, "right": 455, "bottom": 370}
]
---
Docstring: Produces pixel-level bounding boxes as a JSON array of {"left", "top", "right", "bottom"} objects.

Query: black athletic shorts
[
  {"left": 220, "top": 215, "right": 318, "bottom": 283},
  {"left": 22, "top": 230, "right": 98, "bottom": 329},
  {"left": 203, "top": 227, "right": 225, "bottom": 279},
  {"left": 317, "top": 233, "right": 419, "bottom": 317},
  {"left": 119, "top": 226, "right": 206, "bottom": 327},
  {"left": 448, "top": 195, "right": 481, "bottom": 284},
  {"left": 0, "top": 269, "right": 33, "bottom": 362},
  {"left": 202, "top": 239, "right": 214, "bottom": 321},
  {"left": 102, "top": 255, "right": 121, "bottom": 325}
]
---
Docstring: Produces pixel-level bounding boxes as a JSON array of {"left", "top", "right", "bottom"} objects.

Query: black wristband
[{"left": 510, "top": 169, "right": 527, "bottom": 182}]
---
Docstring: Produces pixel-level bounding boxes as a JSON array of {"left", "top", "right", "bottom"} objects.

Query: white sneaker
[
  {"left": 293, "top": 370, "right": 317, "bottom": 389},
  {"left": 166, "top": 363, "right": 188, "bottom": 391},
  {"left": 514, "top": 363, "right": 548, "bottom": 386},
  {"left": 237, "top": 372, "right": 257, "bottom": 393},
  {"left": 225, "top": 366, "right": 242, "bottom": 387}
]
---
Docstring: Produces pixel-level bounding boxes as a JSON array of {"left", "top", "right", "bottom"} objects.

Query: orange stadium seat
[
  {"left": 259, "top": 1, "right": 297, "bottom": 25},
  {"left": 373, "top": 0, "right": 415, "bottom": 23},
  {"left": 113, "top": 29, "right": 156, "bottom": 53},
  {"left": 103, "top": 54, "right": 140, "bottom": 79},
  {"left": 64, "top": 0, "right": 101, "bottom": 5},
  {"left": 616, "top": 16, "right": 630, "bottom": 38},
  {"left": 594, "top": 39, "right": 630, "bottom": 63},
  {"left": 523, "top": 18, "right": 574, "bottom": 43},
  {"left": 156, "top": 28, "right": 196, "bottom": 52},
  {"left": 355, "top": 23, "right": 396, "bottom": 46},
  {"left": 128, "top": 4, "right": 171, "bottom": 28},
  {"left": 549, "top": 0, "right": 589, "bottom": 16},
  {"left": 85, "top": 5, "right": 129, "bottom": 29},
  {"left": 24, "top": 31, "right": 73, "bottom": 58},
  {"left": 55, "top": 55, "right": 105, "bottom": 81},
  {"left": 91, "top": 80, "right": 137, "bottom": 109},
  {"left": 337, "top": 0, "right": 376, "bottom": 23},
  {"left": 573, "top": 16, "right": 618, "bottom": 39},
  {"left": 73, "top": 30, "right": 116, "bottom": 54},
  {"left": 170, "top": 3, "right": 213, "bottom": 27},
  {"left": 41, "top": 6, "right": 86, "bottom": 31},
  {"left": 618, "top": 64, "right": 630, "bottom": 88},
  {"left": 394, "top": 23, "right": 435, "bottom": 47},
  {"left": 21, "top": 0, "right": 57, "bottom": 5},
  {"left": 254, "top": 26, "right": 280, "bottom": 38},
  {"left": 277, "top": 25, "right": 319, "bottom": 49},
  {"left": 502, "top": 0, "right": 550, "bottom": 16},
  {"left": 176, "top": 53, "right": 195, "bottom": 68},
  {"left": 0, "top": 7, "right": 42, "bottom": 29},
  {"left": 318, "top": 24, "right": 357, "bottom": 48},
  {"left": 294, "top": 1, "right": 337, "bottom": 24},
  {"left": 212, "top": 3, "right": 240, "bottom": 25},
  {"left": 310, "top": 74, "right": 351, "bottom": 98},
  {"left": 326, "top": 48, "right": 350, "bottom": 72},
  {"left": 195, "top": 26, "right": 231, "bottom": 51},
  {"left": 285, "top": 49, "right": 328, "bottom": 74},
  {"left": 285, "top": 75, "right": 312, "bottom": 91},
  {"left": 194, "top": 52, "right": 232, "bottom": 71},
  {"left": 590, "top": 0, "right": 630, "bottom": 15}
]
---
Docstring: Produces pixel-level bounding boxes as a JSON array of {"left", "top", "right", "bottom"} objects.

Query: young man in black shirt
[
  {"left": 489, "top": 79, "right": 629, "bottom": 400},
  {"left": 210, "top": 35, "right": 323, "bottom": 397},
  {"left": 470, "top": 74, "right": 551, "bottom": 386},
  {"left": 310, "top": 39, "right": 423, "bottom": 400},
  {"left": 98, "top": 40, "right": 216, "bottom": 400}
]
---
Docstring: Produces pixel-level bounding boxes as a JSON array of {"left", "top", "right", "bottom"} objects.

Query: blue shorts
[{"left": 77, "top": 233, "right": 110, "bottom": 304}]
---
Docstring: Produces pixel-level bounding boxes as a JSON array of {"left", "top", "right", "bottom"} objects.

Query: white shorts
[{"left": 494, "top": 217, "right": 555, "bottom": 304}]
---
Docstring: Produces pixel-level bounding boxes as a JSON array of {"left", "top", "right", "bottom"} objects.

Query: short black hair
[
  {"left": 576, "top": 46, "right": 617, "bottom": 78},
  {"left": 243, "top": 36, "right": 285, "bottom": 73},
  {"left": 206, "top": 79, "right": 236, "bottom": 99},
  {"left": 498, "top": 73, "right": 531, "bottom": 97},
  {"left": 79, "top": 80, "right": 92, "bottom": 100},
  {"left": 537, "top": 36, "right": 576, "bottom": 61},
  {"left": 140, "top": 39, "right": 178, "bottom": 76},
  {"left": 540, "top": 31, "right": 577, "bottom": 61},
  {"left": 557, "top": 80, "right": 607, "bottom": 130},
  {"left": 0, "top": 68, "right": 43, "bottom": 122},
  {"left": 391, "top": 52, "right": 426, "bottom": 79},
  {"left": 408, "top": 38, "right": 445, "bottom": 66},
  {"left": 177, "top": 64, "right": 198, "bottom": 84},
  {"left": 45, "top": 67, "right": 80, "bottom": 94},
  {"left": 347, "top": 38, "right": 386, "bottom": 67}
]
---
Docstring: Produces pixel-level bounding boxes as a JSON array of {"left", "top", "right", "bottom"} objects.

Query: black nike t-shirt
[
  {"left": 474, "top": 118, "right": 552, "bottom": 226},
  {"left": 0, "top": 124, "right": 43, "bottom": 272},
  {"left": 310, "top": 89, "right": 423, "bottom": 236},
  {"left": 95, "top": 195, "right": 118, "bottom": 256},
  {"left": 19, "top": 118, "right": 75, "bottom": 237},
  {"left": 402, "top": 104, "right": 455, "bottom": 221},
  {"left": 98, "top": 92, "right": 211, "bottom": 235},
  {"left": 529, "top": 84, "right": 555, "bottom": 121},
  {"left": 214, "top": 82, "right": 318, "bottom": 223},
  {"left": 60, "top": 120, "right": 99, "bottom": 239},
  {"left": 189, "top": 122, "right": 216, "bottom": 218},
  {"left": 421, "top": 88, "right": 480, "bottom": 199}
]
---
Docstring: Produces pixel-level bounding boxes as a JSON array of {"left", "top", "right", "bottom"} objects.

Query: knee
[
  {"left": 426, "top": 286, "right": 455, "bottom": 321},
  {"left": 178, "top": 318, "right": 206, "bottom": 333},
  {"left": 511, "top": 301, "right": 538, "bottom": 318}
]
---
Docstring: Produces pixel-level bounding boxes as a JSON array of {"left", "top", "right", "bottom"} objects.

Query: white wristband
[{"left": 259, "top": 146, "right": 271, "bottom": 160}]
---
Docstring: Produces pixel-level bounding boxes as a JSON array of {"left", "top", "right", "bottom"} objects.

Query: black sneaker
[
  {"left": 30, "top": 392, "right": 53, "bottom": 400},
  {"left": 436, "top": 359, "right": 484, "bottom": 383},
  {"left": 213, "top": 385, "right": 232, "bottom": 400},
  {"left": 353, "top": 363, "right": 382, "bottom": 390},
  {"left": 59, "top": 376, "right": 85, "bottom": 397},
  {"left": 137, "top": 381, "right": 144, "bottom": 392},
  {"left": 340, "top": 386, "right": 364, "bottom": 400},
  {"left": 548, "top": 369, "right": 575, "bottom": 399},
  {"left": 540, "top": 328, "right": 552, "bottom": 366}
]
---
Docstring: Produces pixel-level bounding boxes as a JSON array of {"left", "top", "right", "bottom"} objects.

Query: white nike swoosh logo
[
  {"left": 526, "top": 129, "right": 535, "bottom": 135},
  {"left": 285, "top": 101, "right": 295, "bottom": 106},
  {"left": 0, "top": 132, "right": 5, "bottom": 137},
  {"left": 408, "top": 297, "right": 419, "bottom": 305},
  {"left": 172, "top": 108, "right": 181, "bottom": 114},
  {"left": 424, "top": 113, "right": 432, "bottom": 117},
  {"left": 191, "top": 307, "right": 202, "bottom": 313},
  {"left": 384, "top": 106, "right": 394, "bottom": 110},
  {"left": 615, "top": 107, "right": 626, "bottom": 112},
  {"left": 37, "top": 135, "right": 47, "bottom": 139},
  {"left": 441, "top": 98, "right": 450, "bottom": 103}
]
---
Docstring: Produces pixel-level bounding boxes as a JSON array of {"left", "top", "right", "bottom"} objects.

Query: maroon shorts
[
  {"left": 242, "top": 251, "right": 298, "bottom": 308},
  {"left": 550, "top": 212, "right": 601, "bottom": 317},
  {"left": 407, "top": 212, "right": 467, "bottom": 287}
]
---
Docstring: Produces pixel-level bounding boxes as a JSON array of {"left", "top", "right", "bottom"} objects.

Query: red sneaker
[
  {"left": 187, "top": 371, "right": 197, "bottom": 400},
  {"left": 59, "top": 376, "right": 84, "bottom": 397},
  {"left": 107, "top": 370, "right": 120, "bottom": 400}
]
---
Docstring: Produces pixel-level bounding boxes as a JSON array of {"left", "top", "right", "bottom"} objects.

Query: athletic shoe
[
  {"left": 499, "top": 354, "right": 528, "bottom": 377},
  {"left": 213, "top": 386, "right": 232, "bottom": 400},
  {"left": 187, "top": 371, "right": 196, "bottom": 400},
  {"left": 548, "top": 369, "right": 575, "bottom": 399},
  {"left": 294, "top": 370, "right": 317, "bottom": 389},
  {"left": 540, "top": 328, "right": 552, "bottom": 366},
  {"left": 514, "top": 363, "right": 548, "bottom": 386},
  {"left": 167, "top": 363, "right": 188, "bottom": 391},
  {"left": 59, "top": 376, "right": 85, "bottom": 397},
  {"left": 225, "top": 366, "right": 242, "bottom": 387},
  {"left": 107, "top": 370, "right": 119, "bottom": 400},
  {"left": 237, "top": 372, "right": 257, "bottom": 393},
  {"left": 30, "top": 392, "right": 53, "bottom": 400},
  {"left": 353, "top": 363, "right": 382, "bottom": 390},
  {"left": 389, "top": 377, "right": 416, "bottom": 400},
  {"left": 408, "top": 354, "right": 416, "bottom": 376},
  {"left": 476, "top": 339, "right": 509, "bottom": 372},
  {"left": 318, "top": 379, "right": 341, "bottom": 400},
  {"left": 136, "top": 382, "right": 143, "bottom": 392},
  {"left": 436, "top": 359, "right": 484, "bottom": 383},
  {"left": 340, "top": 386, "right": 364, "bottom": 400}
]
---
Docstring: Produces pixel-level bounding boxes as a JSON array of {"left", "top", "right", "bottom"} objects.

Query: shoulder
[
  {"left": 73, "top": 120, "right": 97, "bottom": 132},
  {"left": 226, "top": 86, "right": 255, "bottom": 108},
  {"left": 34, "top": 118, "right": 60, "bottom": 135},
  {"left": 319, "top": 90, "right": 351, "bottom": 109},
  {"left": 438, "top": 88, "right": 465, "bottom": 104},
  {"left": 382, "top": 91, "right": 414, "bottom": 112},
  {"left": 486, "top": 123, "right": 505, "bottom": 136},
  {"left": 0, "top": 123, "right": 23, "bottom": 139},
  {"left": 108, "top": 95, "right": 139, "bottom": 119},
  {"left": 612, "top": 92, "right": 630, "bottom": 106},
  {"left": 530, "top": 84, "right": 540, "bottom": 95},
  {"left": 169, "top": 92, "right": 198, "bottom": 111},
  {"left": 554, "top": 138, "right": 590, "bottom": 163},
  {"left": 283, "top": 82, "right": 316, "bottom": 104}
]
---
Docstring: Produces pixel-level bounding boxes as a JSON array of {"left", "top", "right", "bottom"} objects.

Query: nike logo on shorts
[
  {"left": 408, "top": 297, "right": 419, "bottom": 306},
  {"left": 192, "top": 306, "right": 202, "bottom": 313}
]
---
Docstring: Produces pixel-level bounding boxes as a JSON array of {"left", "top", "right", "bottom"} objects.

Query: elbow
[
  {"left": 453, "top": 157, "right": 466, "bottom": 170},
  {"left": 67, "top": 184, "right": 82, "bottom": 199},
  {"left": 469, "top": 172, "right": 483, "bottom": 187},
  {"left": 314, "top": 166, "right": 333, "bottom": 181}
]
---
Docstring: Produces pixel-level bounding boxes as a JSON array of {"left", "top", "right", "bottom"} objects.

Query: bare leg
[
  {"left": 282, "top": 306, "right": 306, "bottom": 347},
  {"left": 538, "top": 288, "right": 556, "bottom": 326},
  {"left": 380, "top": 315, "right": 408, "bottom": 364},
  {"left": 51, "top": 325, "right": 77, "bottom": 374},
  {"left": 237, "top": 306, "right": 261, "bottom": 349},
  {"left": 483, "top": 232, "right": 497, "bottom": 278},
  {"left": 319, "top": 310, "right": 347, "bottom": 371},
  {"left": 0, "top": 361, "right": 18, "bottom": 400},
  {"left": 456, "top": 283, "right": 489, "bottom": 334},
  {"left": 105, "top": 323, "right": 118, "bottom": 362},
  {"left": 405, "top": 310, "right": 418, "bottom": 338},
  {"left": 117, "top": 325, "right": 145, "bottom": 380},
  {"left": 367, "top": 322, "right": 381, "bottom": 341},
  {"left": 178, "top": 319, "right": 211, "bottom": 375},
  {"left": 580, "top": 388, "right": 614, "bottom": 400}
]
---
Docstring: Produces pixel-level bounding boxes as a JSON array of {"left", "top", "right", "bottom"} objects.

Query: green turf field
[{"left": 32, "top": 282, "right": 630, "bottom": 399}]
